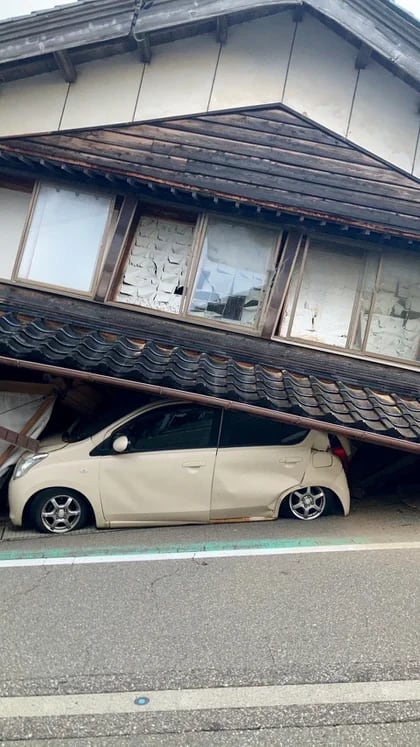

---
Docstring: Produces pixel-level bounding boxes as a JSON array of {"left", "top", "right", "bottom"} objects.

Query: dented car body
[{"left": 9, "top": 400, "right": 350, "bottom": 534}]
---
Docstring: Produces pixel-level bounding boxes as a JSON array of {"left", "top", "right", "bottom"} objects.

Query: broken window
[
  {"left": 18, "top": 184, "right": 112, "bottom": 292},
  {"left": 364, "top": 252, "right": 420, "bottom": 361},
  {"left": 188, "top": 217, "right": 278, "bottom": 327},
  {"left": 279, "top": 240, "right": 365, "bottom": 347},
  {"left": 116, "top": 215, "right": 195, "bottom": 313},
  {"left": 277, "top": 238, "right": 420, "bottom": 363}
]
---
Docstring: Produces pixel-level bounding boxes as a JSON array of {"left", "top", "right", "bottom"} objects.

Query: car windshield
[{"left": 63, "top": 396, "right": 152, "bottom": 442}]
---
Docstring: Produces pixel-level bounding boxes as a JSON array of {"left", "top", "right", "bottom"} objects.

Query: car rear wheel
[
  {"left": 282, "top": 486, "right": 332, "bottom": 521},
  {"left": 29, "top": 489, "right": 89, "bottom": 534}
]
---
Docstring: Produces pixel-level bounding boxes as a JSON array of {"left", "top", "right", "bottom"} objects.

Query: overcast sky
[{"left": 0, "top": 0, "right": 418, "bottom": 21}]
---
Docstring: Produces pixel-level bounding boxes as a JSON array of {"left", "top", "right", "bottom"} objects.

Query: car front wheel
[
  {"left": 29, "top": 489, "right": 89, "bottom": 534},
  {"left": 282, "top": 486, "right": 332, "bottom": 521}
]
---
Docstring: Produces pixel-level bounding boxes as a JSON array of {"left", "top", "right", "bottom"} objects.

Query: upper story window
[
  {"left": 276, "top": 238, "right": 420, "bottom": 363},
  {"left": 115, "top": 213, "right": 280, "bottom": 330},
  {"left": 0, "top": 181, "right": 113, "bottom": 294}
]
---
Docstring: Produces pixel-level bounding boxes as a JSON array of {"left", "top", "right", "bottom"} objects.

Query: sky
[{"left": 0, "top": 0, "right": 419, "bottom": 20}]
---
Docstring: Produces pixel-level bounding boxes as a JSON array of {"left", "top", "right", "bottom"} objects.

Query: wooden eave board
[{"left": 2, "top": 105, "right": 420, "bottom": 238}]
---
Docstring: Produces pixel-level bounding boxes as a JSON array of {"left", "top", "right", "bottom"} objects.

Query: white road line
[
  {"left": 1, "top": 540, "right": 420, "bottom": 568},
  {"left": 1, "top": 681, "right": 420, "bottom": 718}
]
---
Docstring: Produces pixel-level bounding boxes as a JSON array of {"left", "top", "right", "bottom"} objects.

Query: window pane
[
  {"left": 0, "top": 187, "right": 32, "bottom": 279},
  {"left": 116, "top": 216, "right": 195, "bottom": 313},
  {"left": 189, "top": 218, "right": 277, "bottom": 327},
  {"left": 220, "top": 410, "right": 308, "bottom": 448},
  {"left": 365, "top": 251, "right": 420, "bottom": 362},
  {"left": 282, "top": 242, "right": 364, "bottom": 348},
  {"left": 18, "top": 184, "right": 111, "bottom": 291},
  {"left": 124, "top": 405, "right": 219, "bottom": 452}
]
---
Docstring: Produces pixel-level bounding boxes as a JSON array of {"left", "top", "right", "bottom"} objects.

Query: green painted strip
[{"left": 0, "top": 535, "right": 367, "bottom": 563}]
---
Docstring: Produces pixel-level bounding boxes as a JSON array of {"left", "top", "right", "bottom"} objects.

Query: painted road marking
[
  {"left": 0, "top": 539, "right": 419, "bottom": 568},
  {"left": 1, "top": 681, "right": 420, "bottom": 718}
]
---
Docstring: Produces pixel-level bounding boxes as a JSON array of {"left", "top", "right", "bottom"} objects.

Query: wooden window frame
[
  {"left": 111, "top": 209, "right": 285, "bottom": 335},
  {"left": 273, "top": 235, "right": 420, "bottom": 365},
  {"left": 9, "top": 181, "right": 116, "bottom": 298}
]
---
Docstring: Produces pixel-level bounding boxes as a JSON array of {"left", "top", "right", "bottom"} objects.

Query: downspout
[{"left": 0, "top": 354, "right": 419, "bottom": 454}]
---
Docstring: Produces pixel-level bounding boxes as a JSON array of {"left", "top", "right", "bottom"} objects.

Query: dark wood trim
[
  {"left": 94, "top": 195, "right": 139, "bottom": 302},
  {"left": 261, "top": 230, "right": 302, "bottom": 339}
]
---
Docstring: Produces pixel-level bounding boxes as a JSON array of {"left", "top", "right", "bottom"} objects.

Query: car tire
[
  {"left": 29, "top": 488, "right": 89, "bottom": 534},
  {"left": 281, "top": 486, "right": 334, "bottom": 521}
]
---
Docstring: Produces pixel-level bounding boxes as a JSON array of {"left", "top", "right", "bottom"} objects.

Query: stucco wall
[{"left": 0, "top": 12, "right": 419, "bottom": 176}]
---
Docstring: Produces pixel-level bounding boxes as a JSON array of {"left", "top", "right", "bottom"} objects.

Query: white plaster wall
[
  {"left": 348, "top": 62, "right": 420, "bottom": 173},
  {"left": 0, "top": 15, "right": 419, "bottom": 178},
  {"left": 135, "top": 34, "right": 219, "bottom": 121},
  {"left": 283, "top": 15, "right": 358, "bottom": 136},
  {"left": 60, "top": 53, "right": 143, "bottom": 130},
  {"left": 0, "top": 72, "right": 68, "bottom": 137},
  {"left": 210, "top": 12, "right": 295, "bottom": 111}
]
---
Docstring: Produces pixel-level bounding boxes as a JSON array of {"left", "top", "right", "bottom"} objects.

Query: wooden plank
[
  {"left": 95, "top": 195, "right": 139, "bottom": 301},
  {"left": 0, "top": 426, "right": 39, "bottom": 454},
  {"left": 261, "top": 230, "right": 303, "bottom": 338}
]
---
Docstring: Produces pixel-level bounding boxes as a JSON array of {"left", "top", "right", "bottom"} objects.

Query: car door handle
[
  {"left": 279, "top": 457, "right": 303, "bottom": 464},
  {"left": 182, "top": 462, "right": 205, "bottom": 468}
]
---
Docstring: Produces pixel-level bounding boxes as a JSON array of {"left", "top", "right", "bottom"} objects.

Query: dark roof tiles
[{"left": 0, "top": 310, "right": 418, "bottom": 443}]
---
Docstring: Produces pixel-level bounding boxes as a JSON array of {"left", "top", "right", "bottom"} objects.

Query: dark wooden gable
[{"left": 1, "top": 105, "right": 420, "bottom": 237}]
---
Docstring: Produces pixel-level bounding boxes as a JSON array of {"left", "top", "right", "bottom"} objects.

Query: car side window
[
  {"left": 121, "top": 405, "right": 220, "bottom": 453},
  {"left": 220, "top": 411, "right": 308, "bottom": 448}
]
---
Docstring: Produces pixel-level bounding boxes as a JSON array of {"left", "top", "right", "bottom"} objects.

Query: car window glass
[
  {"left": 122, "top": 405, "right": 220, "bottom": 452},
  {"left": 220, "top": 411, "right": 308, "bottom": 448}
]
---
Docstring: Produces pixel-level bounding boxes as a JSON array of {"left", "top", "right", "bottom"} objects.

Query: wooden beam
[
  {"left": 216, "top": 15, "right": 228, "bottom": 44},
  {"left": 355, "top": 43, "right": 372, "bottom": 70},
  {"left": 0, "top": 427, "right": 39, "bottom": 453},
  {"left": 137, "top": 34, "right": 152, "bottom": 63},
  {"left": 53, "top": 49, "right": 77, "bottom": 83},
  {"left": 261, "top": 230, "right": 303, "bottom": 339},
  {"left": 95, "top": 195, "right": 140, "bottom": 302}
]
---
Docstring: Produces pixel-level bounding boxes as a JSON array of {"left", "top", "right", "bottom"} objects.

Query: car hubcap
[
  {"left": 41, "top": 495, "right": 81, "bottom": 533},
  {"left": 289, "top": 487, "right": 326, "bottom": 520}
]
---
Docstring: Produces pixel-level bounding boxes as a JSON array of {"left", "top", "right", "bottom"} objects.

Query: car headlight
[{"left": 13, "top": 452, "right": 49, "bottom": 480}]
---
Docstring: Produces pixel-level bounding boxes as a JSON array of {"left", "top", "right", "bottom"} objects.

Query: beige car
[{"left": 9, "top": 400, "right": 351, "bottom": 534}]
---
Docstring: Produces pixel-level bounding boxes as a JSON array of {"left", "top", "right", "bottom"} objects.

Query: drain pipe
[{"left": 0, "top": 354, "right": 419, "bottom": 454}]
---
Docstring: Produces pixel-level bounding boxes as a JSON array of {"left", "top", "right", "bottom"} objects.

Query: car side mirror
[{"left": 112, "top": 435, "right": 129, "bottom": 453}]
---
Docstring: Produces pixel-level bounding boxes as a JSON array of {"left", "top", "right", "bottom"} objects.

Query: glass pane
[
  {"left": 19, "top": 184, "right": 111, "bottom": 291},
  {"left": 189, "top": 217, "right": 277, "bottom": 327},
  {"left": 220, "top": 410, "right": 308, "bottom": 448},
  {"left": 125, "top": 406, "right": 219, "bottom": 452},
  {"left": 116, "top": 216, "right": 195, "bottom": 313},
  {"left": 0, "top": 187, "right": 32, "bottom": 279},
  {"left": 286, "top": 243, "right": 364, "bottom": 348},
  {"left": 365, "top": 251, "right": 420, "bottom": 362}
]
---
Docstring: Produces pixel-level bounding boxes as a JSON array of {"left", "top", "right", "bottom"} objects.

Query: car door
[
  {"left": 98, "top": 403, "right": 221, "bottom": 524},
  {"left": 210, "top": 410, "right": 311, "bottom": 520}
]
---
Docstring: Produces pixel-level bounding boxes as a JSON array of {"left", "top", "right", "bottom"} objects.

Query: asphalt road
[{"left": 0, "top": 500, "right": 420, "bottom": 745}]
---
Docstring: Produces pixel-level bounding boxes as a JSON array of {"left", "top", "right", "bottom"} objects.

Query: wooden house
[{"left": 0, "top": 0, "right": 419, "bottom": 457}]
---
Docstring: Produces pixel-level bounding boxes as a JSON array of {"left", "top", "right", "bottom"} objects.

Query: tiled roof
[{"left": 0, "top": 310, "right": 419, "bottom": 444}]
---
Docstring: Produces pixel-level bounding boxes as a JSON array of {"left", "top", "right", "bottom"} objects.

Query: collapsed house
[{"left": 0, "top": 0, "right": 419, "bottom": 468}]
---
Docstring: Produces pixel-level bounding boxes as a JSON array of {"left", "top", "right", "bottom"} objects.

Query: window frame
[
  {"left": 112, "top": 210, "right": 283, "bottom": 334},
  {"left": 9, "top": 181, "right": 116, "bottom": 298},
  {"left": 274, "top": 234, "right": 420, "bottom": 365}
]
